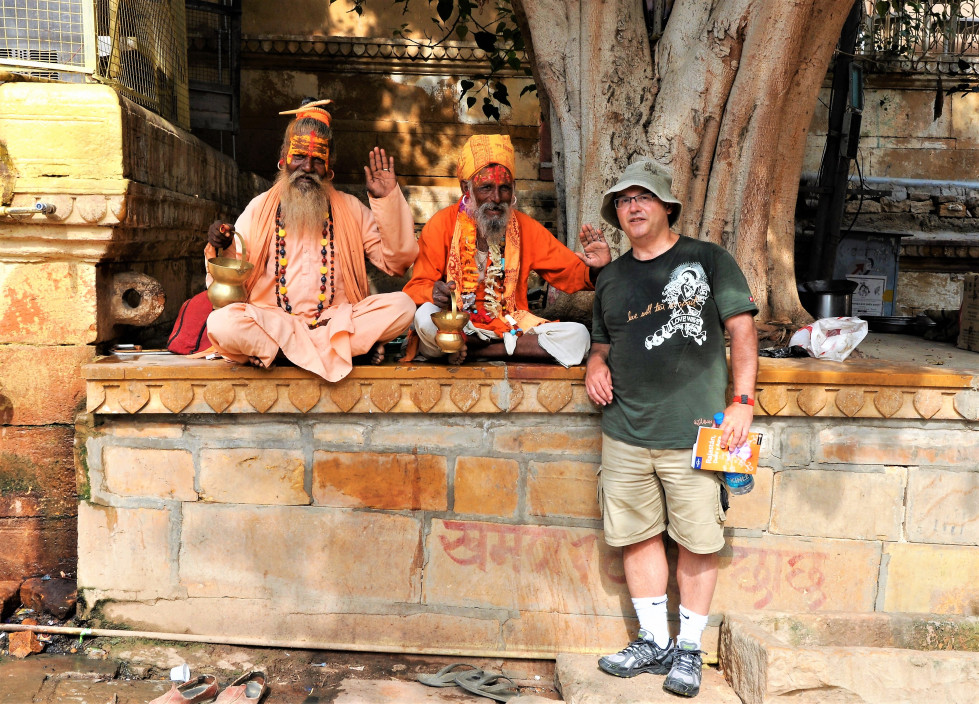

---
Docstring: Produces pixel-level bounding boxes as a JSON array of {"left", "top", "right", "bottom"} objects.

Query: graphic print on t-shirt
[{"left": 645, "top": 262, "right": 711, "bottom": 348}]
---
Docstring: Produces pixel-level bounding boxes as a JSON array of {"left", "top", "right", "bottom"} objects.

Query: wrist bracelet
[{"left": 732, "top": 394, "right": 755, "bottom": 406}]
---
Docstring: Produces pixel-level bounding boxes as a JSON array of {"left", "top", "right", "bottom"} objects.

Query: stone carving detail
[
  {"left": 410, "top": 380, "right": 441, "bottom": 412},
  {"left": 289, "top": 382, "right": 321, "bottom": 413},
  {"left": 119, "top": 382, "right": 150, "bottom": 413},
  {"left": 537, "top": 381, "right": 572, "bottom": 413},
  {"left": 874, "top": 389, "right": 904, "bottom": 418},
  {"left": 953, "top": 390, "right": 979, "bottom": 421},
  {"left": 797, "top": 388, "right": 827, "bottom": 416},
  {"left": 758, "top": 387, "right": 788, "bottom": 415},
  {"left": 912, "top": 390, "right": 942, "bottom": 419},
  {"left": 204, "top": 382, "right": 235, "bottom": 413},
  {"left": 160, "top": 382, "right": 194, "bottom": 413},
  {"left": 87, "top": 384, "right": 106, "bottom": 413},
  {"left": 450, "top": 381, "right": 480, "bottom": 412},
  {"left": 245, "top": 383, "right": 278, "bottom": 413},
  {"left": 490, "top": 381, "right": 523, "bottom": 411},
  {"left": 77, "top": 196, "right": 107, "bottom": 223},
  {"left": 835, "top": 388, "right": 865, "bottom": 417},
  {"left": 370, "top": 381, "right": 401, "bottom": 412},
  {"left": 242, "top": 36, "right": 522, "bottom": 72},
  {"left": 330, "top": 382, "right": 361, "bottom": 412},
  {"left": 109, "top": 196, "right": 126, "bottom": 222},
  {"left": 82, "top": 366, "right": 977, "bottom": 420}
]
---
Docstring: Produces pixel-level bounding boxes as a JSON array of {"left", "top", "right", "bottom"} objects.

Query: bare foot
[
  {"left": 447, "top": 340, "right": 468, "bottom": 365},
  {"left": 370, "top": 342, "right": 386, "bottom": 365}
]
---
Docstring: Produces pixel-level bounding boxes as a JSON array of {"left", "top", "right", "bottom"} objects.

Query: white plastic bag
[{"left": 789, "top": 316, "right": 868, "bottom": 362}]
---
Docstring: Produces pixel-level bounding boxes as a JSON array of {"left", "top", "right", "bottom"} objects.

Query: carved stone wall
[{"left": 76, "top": 358, "right": 979, "bottom": 659}]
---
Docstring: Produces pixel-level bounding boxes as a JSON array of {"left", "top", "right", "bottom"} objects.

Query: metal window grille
[
  {"left": 861, "top": 1, "right": 979, "bottom": 60},
  {"left": 185, "top": 0, "right": 239, "bottom": 133},
  {"left": 1, "top": 0, "right": 189, "bottom": 128},
  {"left": 0, "top": 0, "right": 94, "bottom": 79}
]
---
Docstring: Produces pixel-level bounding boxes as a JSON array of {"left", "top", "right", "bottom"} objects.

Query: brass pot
[
  {"left": 434, "top": 330, "right": 466, "bottom": 353},
  {"left": 430, "top": 294, "right": 470, "bottom": 353},
  {"left": 207, "top": 230, "right": 254, "bottom": 309}
]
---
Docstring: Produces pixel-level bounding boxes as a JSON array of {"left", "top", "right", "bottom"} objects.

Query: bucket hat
[{"left": 600, "top": 159, "right": 682, "bottom": 229}]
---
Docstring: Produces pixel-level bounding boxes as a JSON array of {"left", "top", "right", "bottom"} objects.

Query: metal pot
[{"left": 797, "top": 279, "right": 858, "bottom": 319}]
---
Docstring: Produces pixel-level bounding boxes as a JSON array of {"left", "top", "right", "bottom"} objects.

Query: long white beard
[
  {"left": 277, "top": 169, "right": 332, "bottom": 235},
  {"left": 466, "top": 193, "right": 511, "bottom": 245}
]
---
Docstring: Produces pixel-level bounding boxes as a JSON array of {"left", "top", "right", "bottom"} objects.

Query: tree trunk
[{"left": 514, "top": 0, "right": 855, "bottom": 325}]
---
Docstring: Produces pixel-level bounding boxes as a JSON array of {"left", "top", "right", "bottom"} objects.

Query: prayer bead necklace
[{"left": 273, "top": 204, "right": 336, "bottom": 328}]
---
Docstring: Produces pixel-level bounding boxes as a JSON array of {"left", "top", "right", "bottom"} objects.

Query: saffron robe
[
  {"left": 205, "top": 184, "right": 418, "bottom": 382},
  {"left": 404, "top": 205, "right": 595, "bottom": 336}
]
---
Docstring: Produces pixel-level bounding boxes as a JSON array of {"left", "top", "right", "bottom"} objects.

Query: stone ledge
[{"left": 82, "top": 355, "right": 979, "bottom": 419}]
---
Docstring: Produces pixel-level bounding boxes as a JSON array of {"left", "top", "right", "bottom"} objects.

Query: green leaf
[
  {"left": 456, "top": 25, "right": 469, "bottom": 39},
  {"left": 474, "top": 31, "right": 497, "bottom": 52},
  {"left": 437, "top": 0, "right": 453, "bottom": 23}
]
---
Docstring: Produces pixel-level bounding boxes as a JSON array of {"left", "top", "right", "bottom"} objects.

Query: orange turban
[{"left": 457, "top": 135, "right": 515, "bottom": 182}]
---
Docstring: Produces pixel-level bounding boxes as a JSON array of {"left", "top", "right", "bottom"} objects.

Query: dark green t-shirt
[{"left": 592, "top": 235, "right": 758, "bottom": 449}]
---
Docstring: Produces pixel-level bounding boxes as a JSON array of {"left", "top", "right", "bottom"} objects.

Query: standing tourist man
[
  {"left": 205, "top": 100, "right": 418, "bottom": 382},
  {"left": 403, "top": 134, "right": 610, "bottom": 365},
  {"left": 585, "top": 160, "right": 758, "bottom": 698}
]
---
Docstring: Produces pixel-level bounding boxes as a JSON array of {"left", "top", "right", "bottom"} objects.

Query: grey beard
[
  {"left": 466, "top": 195, "right": 511, "bottom": 245},
  {"left": 277, "top": 169, "right": 331, "bottom": 236}
]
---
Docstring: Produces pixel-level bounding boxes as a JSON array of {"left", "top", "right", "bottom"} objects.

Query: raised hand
[
  {"left": 364, "top": 147, "right": 397, "bottom": 199},
  {"left": 576, "top": 223, "right": 612, "bottom": 269}
]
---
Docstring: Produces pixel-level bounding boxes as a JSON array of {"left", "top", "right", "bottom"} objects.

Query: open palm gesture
[
  {"left": 576, "top": 223, "right": 612, "bottom": 268},
  {"left": 365, "top": 147, "right": 397, "bottom": 198}
]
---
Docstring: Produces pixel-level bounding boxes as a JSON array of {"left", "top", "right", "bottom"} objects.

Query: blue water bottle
[{"left": 713, "top": 412, "right": 754, "bottom": 495}]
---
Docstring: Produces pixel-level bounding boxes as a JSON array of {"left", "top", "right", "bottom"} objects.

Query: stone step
[{"left": 556, "top": 653, "right": 740, "bottom": 704}]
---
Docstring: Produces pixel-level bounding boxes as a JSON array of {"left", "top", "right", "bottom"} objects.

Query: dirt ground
[{"left": 1, "top": 626, "right": 562, "bottom": 703}]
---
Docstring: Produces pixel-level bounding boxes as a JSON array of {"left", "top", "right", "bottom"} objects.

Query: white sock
[
  {"left": 677, "top": 604, "right": 709, "bottom": 649},
  {"left": 632, "top": 595, "right": 670, "bottom": 648}
]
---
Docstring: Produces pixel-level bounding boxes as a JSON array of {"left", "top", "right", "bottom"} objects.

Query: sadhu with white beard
[
  {"left": 204, "top": 100, "right": 418, "bottom": 382},
  {"left": 404, "top": 134, "right": 611, "bottom": 365}
]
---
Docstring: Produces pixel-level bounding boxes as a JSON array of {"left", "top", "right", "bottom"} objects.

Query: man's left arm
[
  {"left": 527, "top": 219, "right": 609, "bottom": 293},
  {"left": 363, "top": 147, "right": 418, "bottom": 275},
  {"left": 720, "top": 311, "right": 758, "bottom": 449}
]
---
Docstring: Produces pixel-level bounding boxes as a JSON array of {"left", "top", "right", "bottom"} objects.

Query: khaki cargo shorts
[{"left": 598, "top": 433, "right": 726, "bottom": 554}]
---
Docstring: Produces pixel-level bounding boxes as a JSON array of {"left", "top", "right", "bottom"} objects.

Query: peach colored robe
[{"left": 205, "top": 186, "right": 418, "bottom": 382}]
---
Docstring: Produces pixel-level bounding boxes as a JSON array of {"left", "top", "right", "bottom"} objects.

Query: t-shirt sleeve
[
  {"left": 591, "top": 279, "right": 610, "bottom": 344},
  {"left": 710, "top": 246, "right": 759, "bottom": 321}
]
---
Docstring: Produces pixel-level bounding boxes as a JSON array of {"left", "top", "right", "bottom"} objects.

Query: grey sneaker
[
  {"left": 598, "top": 630, "right": 674, "bottom": 678},
  {"left": 663, "top": 640, "right": 704, "bottom": 697}
]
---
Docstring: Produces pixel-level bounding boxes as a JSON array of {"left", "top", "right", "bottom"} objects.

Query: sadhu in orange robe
[
  {"left": 404, "top": 203, "right": 597, "bottom": 366},
  {"left": 205, "top": 181, "right": 418, "bottom": 382}
]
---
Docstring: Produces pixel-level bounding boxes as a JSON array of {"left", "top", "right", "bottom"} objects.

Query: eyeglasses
[{"left": 613, "top": 193, "right": 657, "bottom": 210}]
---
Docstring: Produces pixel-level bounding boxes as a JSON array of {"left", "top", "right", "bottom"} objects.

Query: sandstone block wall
[{"left": 78, "top": 405, "right": 979, "bottom": 658}]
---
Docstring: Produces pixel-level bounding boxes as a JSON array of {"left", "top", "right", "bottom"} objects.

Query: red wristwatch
[{"left": 732, "top": 394, "right": 755, "bottom": 406}]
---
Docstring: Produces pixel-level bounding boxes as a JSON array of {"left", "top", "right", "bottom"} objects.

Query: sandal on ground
[
  {"left": 455, "top": 671, "right": 520, "bottom": 702},
  {"left": 148, "top": 674, "right": 219, "bottom": 704},
  {"left": 416, "top": 662, "right": 481, "bottom": 687},
  {"left": 214, "top": 671, "right": 268, "bottom": 703}
]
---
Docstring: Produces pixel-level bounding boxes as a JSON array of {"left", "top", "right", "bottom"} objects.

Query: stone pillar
[{"left": 0, "top": 82, "right": 240, "bottom": 583}]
